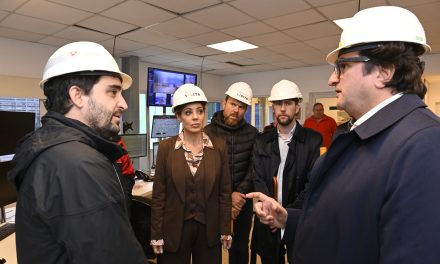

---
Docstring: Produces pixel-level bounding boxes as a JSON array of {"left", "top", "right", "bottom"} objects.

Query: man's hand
[
  {"left": 232, "top": 192, "right": 246, "bottom": 211},
  {"left": 246, "top": 192, "right": 288, "bottom": 230}
]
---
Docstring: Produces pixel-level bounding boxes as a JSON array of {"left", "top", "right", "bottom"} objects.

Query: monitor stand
[{"left": 0, "top": 207, "right": 5, "bottom": 224}]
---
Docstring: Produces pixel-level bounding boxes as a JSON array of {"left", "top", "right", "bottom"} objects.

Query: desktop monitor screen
[
  {"left": 147, "top": 67, "right": 197, "bottom": 107},
  {"left": 151, "top": 115, "right": 180, "bottom": 138},
  {"left": 120, "top": 134, "right": 148, "bottom": 158},
  {"left": 0, "top": 111, "right": 36, "bottom": 207},
  {"left": 0, "top": 161, "right": 15, "bottom": 208}
]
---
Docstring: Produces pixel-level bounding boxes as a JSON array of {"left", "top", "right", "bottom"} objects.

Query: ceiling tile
[
  {"left": 0, "top": 0, "right": 28, "bottom": 12},
  {"left": 184, "top": 46, "right": 222, "bottom": 56},
  {"left": 159, "top": 39, "right": 200, "bottom": 51},
  {"left": 268, "top": 42, "right": 316, "bottom": 54},
  {"left": 54, "top": 26, "right": 112, "bottom": 42},
  {"left": 185, "top": 4, "right": 255, "bottom": 29},
  {"left": 234, "top": 47, "right": 277, "bottom": 59},
  {"left": 284, "top": 21, "right": 341, "bottom": 41},
  {"left": 48, "top": 0, "right": 125, "bottom": 13},
  {"left": 0, "top": 10, "right": 9, "bottom": 20},
  {"left": 1, "top": 14, "right": 66, "bottom": 34},
  {"left": 287, "top": 49, "right": 326, "bottom": 61},
  {"left": 207, "top": 53, "right": 244, "bottom": 63},
  {"left": 305, "top": 0, "right": 348, "bottom": 8},
  {"left": 186, "top": 31, "right": 234, "bottom": 45},
  {"left": 246, "top": 64, "right": 284, "bottom": 71},
  {"left": 78, "top": 15, "right": 138, "bottom": 36},
  {"left": 38, "top": 35, "right": 73, "bottom": 46},
  {"left": 157, "top": 51, "right": 200, "bottom": 61},
  {"left": 100, "top": 37, "right": 147, "bottom": 51},
  {"left": 257, "top": 54, "right": 292, "bottom": 63},
  {"left": 121, "top": 28, "right": 177, "bottom": 45},
  {"left": 141, "top": 0, "right": 221, "bottom": 14},
  {"left": 264, "top": 9, "right": 325, "bottom": 30},
  {"left": 271, "top": 60, "right": 304, "bottom": 68},
  {"left": 389, "top": 0, "right": 440, "bottom": 7},
  {"left": 0, "top": 26, "right": 45, "bottom": 41},
  {"left": 408, "top": 2, "right": 440, "bottom": 24},
  {"left": 305, "top": 35, "right": 340, "bottom": 51},
  {"left": 102, "top": 0, "right": 176, "bottom": 27},
  {"left": 141, "top": 55, "right": 179, "bottom": 64},
  {"left": 221, "top": 21, "right": 276, "bottom": 38},
  {"left": 230, "top": 0, "right": 310, "bottom": 19},
  {"left": 149, "top": 17, "right": 211, "bottom": 38},
  {"left": 16, "top": 0, "right": 92, "bottom": 24},
  {"left": 243, "top": 31, "right": 296, "bottom": 47},
  {"left": 121, "top": 46, "right": 171, "bottom": 57},
  {"left": 317, "top": 1, "right": 358, "bottom": 20}
]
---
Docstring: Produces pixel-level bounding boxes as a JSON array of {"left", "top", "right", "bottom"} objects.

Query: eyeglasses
[{"left": 334, "top": 56, "right": 371, "bottom": 78}]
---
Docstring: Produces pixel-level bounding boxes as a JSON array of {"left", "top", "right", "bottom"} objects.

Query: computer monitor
[
  {"left": 151, "top": 115, "right": 180, "bottom": 138},
  {"left": 120, "top": 134, "right": 148, "bottom": 158},
  {"left": 0, "top": 111, "right": 36, "bottom": 209}
]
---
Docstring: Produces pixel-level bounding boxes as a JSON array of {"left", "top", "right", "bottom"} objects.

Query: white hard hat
[
  {"left": 172, "top": 84, "right": 208, "bottom": 112},
  {"left": 40, "top": 41, "right": 132, "bottom": 89},
  {"left": 268, "top": 80, "right": 302, "bottom": 102},
  {"left": 225, "top": 82, "right": 253, "bottom": 105},
  {"left": 327, "top": 6, "right": 430, "bottom": 64}
]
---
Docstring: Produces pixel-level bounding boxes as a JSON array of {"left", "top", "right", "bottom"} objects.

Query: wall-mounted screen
[
  {"left": 147, "top": 67, "right": 197, "bottom": 107},
  {"left": 120, "top": 134, "right": 148, "bottom": 158},
  {"left": 151, "top": 115, "right": 180, "bottom": 138}
]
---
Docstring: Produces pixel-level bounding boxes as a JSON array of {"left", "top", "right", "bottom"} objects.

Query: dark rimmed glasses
[{"left": 334, "top": 56, "right": 371, "bottom": 78}]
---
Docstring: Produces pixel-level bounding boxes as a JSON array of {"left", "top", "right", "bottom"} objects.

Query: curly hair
[
  {"left": 359, "top": 42, "right": 427, "bottom": 99},
  {"left": 43, "top": 71, "right": 121, "bottom": 114}
]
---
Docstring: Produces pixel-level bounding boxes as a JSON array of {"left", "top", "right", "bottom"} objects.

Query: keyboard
[{"left": 0, "top": 223, "right": 15, "bottom": 241}]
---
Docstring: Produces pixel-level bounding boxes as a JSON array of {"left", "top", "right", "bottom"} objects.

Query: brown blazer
[{"left": 151, "top": 135, "right": 232, "bottom": 252}]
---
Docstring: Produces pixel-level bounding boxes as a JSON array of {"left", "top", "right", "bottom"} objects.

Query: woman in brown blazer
[{"left": 150, "top": 84, "right": 232, "bottom": 264}]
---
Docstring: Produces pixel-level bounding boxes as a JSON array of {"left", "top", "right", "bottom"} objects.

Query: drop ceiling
[{"left": 0, "top": 0, "right": 439, "bottom": 76}]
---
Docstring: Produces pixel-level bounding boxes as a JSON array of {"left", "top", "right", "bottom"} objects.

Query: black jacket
[
  {"left": 8, "top": 111, "right": 145, "bottom": 264},
  {"left": 205, "top": 110, "right": 258, "bottom": 193},
  {"left": 251, "top": 122, "right": 322, "bottom": 258}
]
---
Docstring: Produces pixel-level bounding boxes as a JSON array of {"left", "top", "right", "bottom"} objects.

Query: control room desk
[{"left": 0, "top": 225, "right": 17, "bottom": 264}]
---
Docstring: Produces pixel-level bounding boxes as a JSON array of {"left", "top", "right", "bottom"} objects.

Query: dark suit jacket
[
  {"left": 251, "top": 122, "right": 322, "bottom": 258},
  {"left": 151, "top": 135, "right": 231, "bottom": 252}
]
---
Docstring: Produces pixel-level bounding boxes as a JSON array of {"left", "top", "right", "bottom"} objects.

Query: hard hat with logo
[
  {"left": 172, "top": 84, "right": 208, "bottom": 112},
  {"left": 268, "top": 80, "right": 302, "bottom": 102},
  {"left": 327, "top": 6, "right": 430, "bottom": 64},
  {"left": 225, "top": 82, "right": 253, "bottom": 105},
  {"left": 40, "top": 41, "right": 132, "bottom": 89}
]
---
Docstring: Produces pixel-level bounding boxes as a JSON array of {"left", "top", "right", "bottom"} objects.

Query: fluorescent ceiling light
[
  {"left": 207, "top": 39, "right": 258, "bottom": 53},
  {"left": 334, "top": 17, "right": 352, "bottom": 30}
]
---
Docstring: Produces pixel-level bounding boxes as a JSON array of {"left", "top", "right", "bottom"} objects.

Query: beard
[
  {"left": 87, "top": 97, "right": 120, "bottom": 138},
  {"left": 224, "top": 113, "right": 241, "bottom": 126},
  {"left": 276, "top": 115, "right": 294, "bottom": 126}
]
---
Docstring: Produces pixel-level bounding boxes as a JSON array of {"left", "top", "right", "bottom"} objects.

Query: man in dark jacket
[
  {"left": 248, "top": 6, "right": 440, "bottom": 264},
  {"left": 204, "top": 81, "right": 258, "bottom": 264},
  {"left": 8, "top": 41, "right": 146, "bottom": 264},
  {"left": 251, "top": 80, "right": 322, "bottom": 264}
]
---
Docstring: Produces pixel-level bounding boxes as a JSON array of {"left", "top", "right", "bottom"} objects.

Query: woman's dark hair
[
  {"left": 174, "top": 101, "right": 207, "bottom": 117},
  {"left": 43, "top": 71, "right": 121, "bottom": 114},
  {"left": 359, "top": 42, "right": 427, "bottom": 99}
]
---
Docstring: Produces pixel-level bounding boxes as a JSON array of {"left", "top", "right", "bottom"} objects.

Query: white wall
[{"left": 1, "top": 36, "right": 440, "bottom": 115}]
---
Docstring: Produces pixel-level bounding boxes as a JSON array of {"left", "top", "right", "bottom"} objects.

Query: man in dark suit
[
  {"left": 248, "top": 6, "right": 440, "bottom": 264},
  {"left": 251, "top": 80, "right": 322, "bottom": 263}
]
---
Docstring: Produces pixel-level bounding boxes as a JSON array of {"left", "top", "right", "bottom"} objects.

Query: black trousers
[
  {"left": 159, "top": 220, "right": 221, "bottom": 264},
  {"left": 229, "top": 199, "right": 254, "bottom": 264}
]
